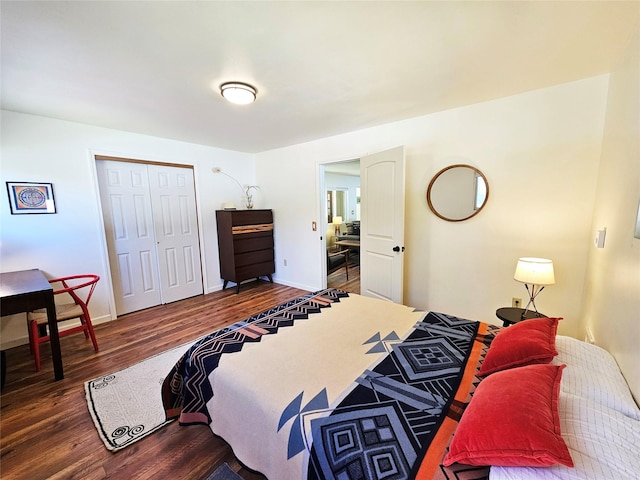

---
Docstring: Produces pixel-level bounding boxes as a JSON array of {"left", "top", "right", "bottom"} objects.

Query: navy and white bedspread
[
  {"left": 162, "top": 289, "right": 496, "bottom": 479},
  {"left": 303, "top": 310, "right": 494, "bottom": 479},
  {"left": 162, "top": 288, "right": 349, "bottom": 425}
]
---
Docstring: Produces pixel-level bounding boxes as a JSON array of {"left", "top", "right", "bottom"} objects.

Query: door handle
[{"left": 393, "top": 246, "right": 405, "bottom": 252}]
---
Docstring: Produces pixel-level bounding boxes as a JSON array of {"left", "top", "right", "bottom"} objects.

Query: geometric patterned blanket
[
  {"left": 300, "top": 311, "right": 496, "bottom": 479},
  {"left": 162, "top": 288, "right": 350, "bottom": 425},
  {"left": 161, "top": 289, "right": 498, "bottom": 479}
]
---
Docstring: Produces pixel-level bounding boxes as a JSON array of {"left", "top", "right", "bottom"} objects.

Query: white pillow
[
  {"left": 552, "top": 336, "right": 640, "bottom": 420},
  {"left": 490, "top": 393, "right": 640, "bottom": 480}
]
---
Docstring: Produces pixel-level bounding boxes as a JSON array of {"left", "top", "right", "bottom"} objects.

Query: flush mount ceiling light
[{"left": 220, "top": 82, "right": 257, "bottom": 105}]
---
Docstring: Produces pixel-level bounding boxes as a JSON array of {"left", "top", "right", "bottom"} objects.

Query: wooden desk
[
  {"left": 335, "top": 240, "right": 360, "bottom": 249},
  {"left": 0, "top": 269, "right": 63, "bottom": 381}
]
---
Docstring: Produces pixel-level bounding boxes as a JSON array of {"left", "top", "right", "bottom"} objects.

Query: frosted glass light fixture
[
  {"left": 514, "top": 257, "right": 555, "bottom": 317},
  {"left": 220, "top": 82, "right": 257, "bottom": 105}
]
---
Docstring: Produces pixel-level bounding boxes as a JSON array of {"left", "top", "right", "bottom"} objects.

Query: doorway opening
[
  {"left": 320, "top": 146, "right": 406, "bottom": 303},
  {"left": 323, "top": 160, "right": 361, "bottom": 294}
]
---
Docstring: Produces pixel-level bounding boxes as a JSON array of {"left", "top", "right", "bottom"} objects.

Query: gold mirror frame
[{"left": 426, "top": 164, "right": 489, "bottom": 222}]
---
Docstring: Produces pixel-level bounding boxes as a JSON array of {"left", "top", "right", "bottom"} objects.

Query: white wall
[
  {"left": 0, "top": 111, "right": 255, "bottom": 348},
  {"left": 581, "top": 26, "right": 640, "bottom": 400},
  {"left": 257, "top": 76, "right": 609, "bottom": 338}
]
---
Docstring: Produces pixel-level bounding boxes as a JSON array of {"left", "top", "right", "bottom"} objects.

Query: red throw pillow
[
  {"left": 479, "top": 317, "right": 560, "bottom": 376},
  {"left": 443, "top": 364, "right": 573, "bottom": 468}
]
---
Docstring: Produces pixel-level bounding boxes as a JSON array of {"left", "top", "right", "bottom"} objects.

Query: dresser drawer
[
  {"left": 234, "top": 249, "right": 274, "bottom": 267},
  {"left": 230, "top": 210, "right": 273, "bottom": 226},
  {"left": 236, "top": 260, "right": 275, "bottom": 280},
  {"left": 233, "top": 232, "right": 274, "bottom": 254}
]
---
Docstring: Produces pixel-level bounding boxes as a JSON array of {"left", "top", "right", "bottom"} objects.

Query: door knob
[{"left": 393, "top": 246, "right": 405, "bottom": 252}]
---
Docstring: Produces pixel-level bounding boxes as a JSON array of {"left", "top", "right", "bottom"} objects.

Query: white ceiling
[{"left": 1, "top": 1, "right": 638, "bottom": 154}]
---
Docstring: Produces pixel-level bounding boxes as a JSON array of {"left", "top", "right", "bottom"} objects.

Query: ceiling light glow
[{"left": 220, "top": 82, "right": 257, "bottom": 105}]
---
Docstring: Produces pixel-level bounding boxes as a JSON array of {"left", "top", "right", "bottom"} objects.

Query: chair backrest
[
  {"left": 327, "top": 249, "right": 348, "bottom": 273},
  {"left": 49, "top": 274, "right": 100, "bottom": 308},
  {"left": 327, "top": 249, "right": 344, "bottom": 268}
]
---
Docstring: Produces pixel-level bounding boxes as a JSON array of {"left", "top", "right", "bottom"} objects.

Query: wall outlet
[
  {"left": 594, "top": 228, "right": 606, "bottom": 248},
  {"left": 585, "top": 327, "right": 596, "bottom": 345},
  {"left": 512, "top": 297, "right": 522, "bottom": 308}
]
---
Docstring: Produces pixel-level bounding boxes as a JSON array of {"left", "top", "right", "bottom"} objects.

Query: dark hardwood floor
[
  {"left": 327, "top": 258, "right": 360, "bottom": 294},
  {"left": 0, "top": 271, "right": 359, "bottom": 480}
]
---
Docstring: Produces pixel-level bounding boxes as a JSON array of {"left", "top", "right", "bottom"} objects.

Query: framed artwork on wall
[{"left": 6, "top": 181, "right": 57, "bottom": 214}]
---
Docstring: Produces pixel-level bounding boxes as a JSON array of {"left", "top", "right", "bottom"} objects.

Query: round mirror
[{"left": 426, "top": 164, "right": 489, "bottom": 222}]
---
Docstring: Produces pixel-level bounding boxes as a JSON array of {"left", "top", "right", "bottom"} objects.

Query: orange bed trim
[{"left": 414, "top": 322, "right": 488, "bottom": 479}]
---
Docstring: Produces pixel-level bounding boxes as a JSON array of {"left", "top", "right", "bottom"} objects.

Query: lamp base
[{"left": 521, "top": 284, "right": 545, "bottom": 319}]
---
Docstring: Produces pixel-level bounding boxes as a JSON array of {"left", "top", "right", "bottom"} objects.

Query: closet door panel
[{"left": 148, "top": 164, "right": 203, "bottom": 304}]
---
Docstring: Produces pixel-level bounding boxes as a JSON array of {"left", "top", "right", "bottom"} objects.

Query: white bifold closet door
[{"left": 97, "top": 159, "right": 203, "bottom": 315}]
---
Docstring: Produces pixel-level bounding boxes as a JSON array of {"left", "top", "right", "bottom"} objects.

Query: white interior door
[
  {"left": 148, "top": 164, "right": 203, "bottom": 304},
  {"left": 97, "top": 160, "right": 203, "bottom": 315},
  {"left": 360, "top": 146, "right": 406, "bottom": 303}
]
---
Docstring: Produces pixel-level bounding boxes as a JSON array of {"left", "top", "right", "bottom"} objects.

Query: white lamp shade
[
  {"left": 514, "top": 257, "right": 555, "bottom": 285},
  {"left": 332, "top": 216, "right": 343, "bottom": 225}
]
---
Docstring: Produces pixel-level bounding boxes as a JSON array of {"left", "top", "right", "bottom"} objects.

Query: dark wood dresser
[{"left": 215, "top": 209, "right": 275, "bottom": 293}]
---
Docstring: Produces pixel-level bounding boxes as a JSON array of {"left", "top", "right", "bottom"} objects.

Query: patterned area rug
[{"left": 85, "top": 341, "right": 194, "bottom": 451}]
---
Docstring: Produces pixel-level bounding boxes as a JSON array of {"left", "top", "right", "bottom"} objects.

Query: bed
[
  {"left": 162, "top": 289, "right": 640, "bottom": 479},
  {"left": 489, "top": 335, "right": 640, "bottom": 480}
]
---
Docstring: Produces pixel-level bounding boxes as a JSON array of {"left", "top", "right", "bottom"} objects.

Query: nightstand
[{"left": 495, "top": 307, "right": 547, "bottom": 327}]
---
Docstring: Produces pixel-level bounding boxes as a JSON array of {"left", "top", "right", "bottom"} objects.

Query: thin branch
[{"left": 213, "top": 168, "right": 259, "bottom": 207}]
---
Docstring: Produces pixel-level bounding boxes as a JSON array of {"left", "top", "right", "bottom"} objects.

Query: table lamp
[
  {"left": 514, "top": 257, "right": 555, "bottom": 318},
  {"left": 332, "top": 216, "right": 343, "bottom": 236}
]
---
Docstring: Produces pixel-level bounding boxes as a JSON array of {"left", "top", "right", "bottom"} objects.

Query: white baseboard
[{"left": 271, "top": 277, "right": 318, "bottom": 292}]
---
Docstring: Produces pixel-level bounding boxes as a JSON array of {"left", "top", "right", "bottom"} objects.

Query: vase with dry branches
[
  {"left": 213, "top": 167, "right": 260, "bottom": 209},
  {"left": 244, "top": 185, "right": 259, "bottom": 209}
]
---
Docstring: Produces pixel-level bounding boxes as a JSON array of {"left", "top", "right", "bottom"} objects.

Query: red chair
[{"left": 27, "top": 274, "right": 100, "bottom": 372}]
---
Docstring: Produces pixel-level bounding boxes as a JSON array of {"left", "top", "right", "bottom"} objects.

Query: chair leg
[
  {"left": 27, "top": 321, "right": 34, "bottom": 354},
  {"left": 83, "top": 316, "right": 99, "bottom": 352},
  {"left": 80, "top": 316, "right": 90, "bottom": 339},
  {"left": 345, "top": 251, "right": 349, "bottom": 280},
  {"left": 29, "top": 320, "right": 41, "bottom": 372}
]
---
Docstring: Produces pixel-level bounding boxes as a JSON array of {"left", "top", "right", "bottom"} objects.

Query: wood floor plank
[{"left": 0, "top": 274, "right": 358, "bottom": 480}]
